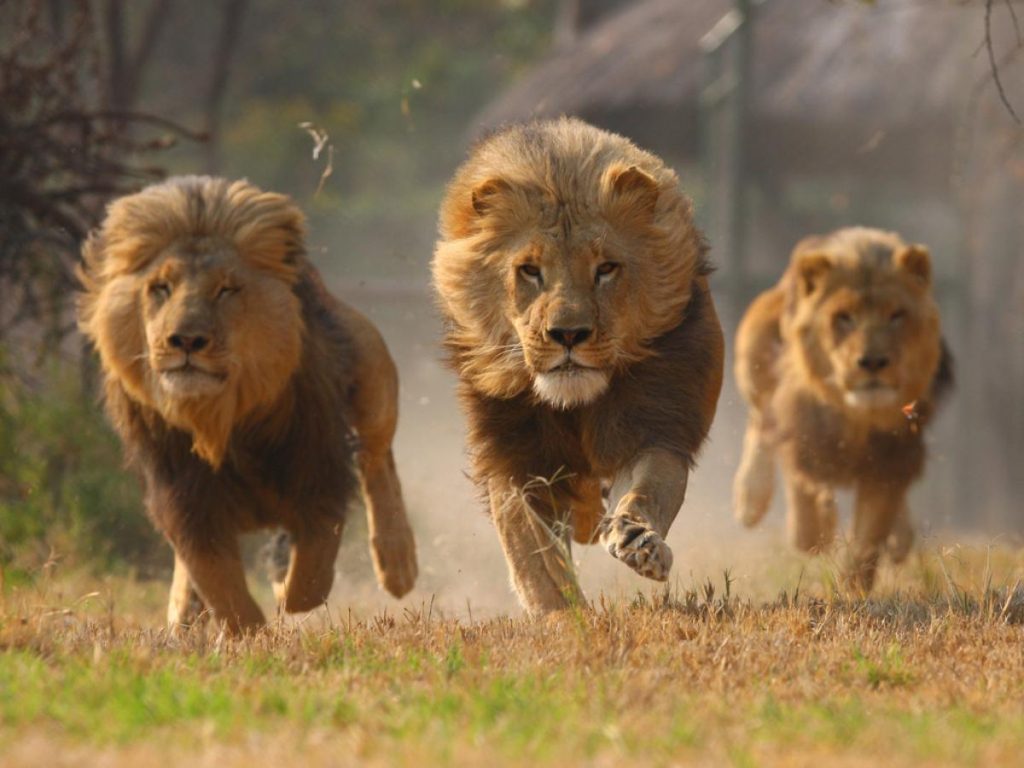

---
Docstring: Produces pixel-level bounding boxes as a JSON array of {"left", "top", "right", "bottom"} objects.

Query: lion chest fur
[
  {"left": 463, "top": 284, "right": 722, "bottom": 493},
  {"left": 772, "top": 387, "right": 926, "bottom": 487},
  {"left": 104, "top": 273, "right": 358, "bottom": 554}
]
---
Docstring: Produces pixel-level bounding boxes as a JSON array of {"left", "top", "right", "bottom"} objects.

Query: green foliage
[
  {"left": 156, "top": 0, "right": 559, "bottom": 281},
  {"left": 0, "top": 355, "right": 162, "bottom": 575}
]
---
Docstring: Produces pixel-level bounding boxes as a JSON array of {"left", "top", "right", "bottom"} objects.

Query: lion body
[
  {"left": 433, "top": 119, "right": 723, "bottom": 612},
  {"left": 733, "top": 227, "right": 952, "bottom": 589},
  {"left": 461, "top": 282, "right": 723, "bottom": 541},
  {"left": 79, "top": 177, "right": 417, "bottom": 632},
  {"left": 102, "top": 271, "right": 357, "bottom": 550}
]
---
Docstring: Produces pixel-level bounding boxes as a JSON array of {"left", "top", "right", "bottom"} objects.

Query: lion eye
[
  {"left": 889, "top": 309, "right": 907, "bottom": 326},
  {"left": 518, "top": 264, "right": 542, "bottom": 284},
  {"left": 216, "top": 285, "right": 240, "bottom": 300},
  {"left": 595, "top": 262, "right": 619, "bottom": 284},
  {"left": 149, "top": 282, "right": 171, "bottom": 299},
  {"left": 833, "top": 311, "right": 854, "bottom": 331}
]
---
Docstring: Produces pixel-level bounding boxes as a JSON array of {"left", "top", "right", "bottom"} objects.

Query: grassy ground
[{"left": 2, "top": 543, "right": 1024, "bottom": 767}]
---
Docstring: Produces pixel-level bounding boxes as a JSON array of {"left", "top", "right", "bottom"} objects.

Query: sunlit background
[{"left": 2, "top": 0, "right": 1022, "bottom": 617}]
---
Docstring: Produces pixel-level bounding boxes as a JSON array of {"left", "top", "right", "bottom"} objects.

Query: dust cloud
[{"left": 315, "top": 288, "right": 961, "bottom": 621}]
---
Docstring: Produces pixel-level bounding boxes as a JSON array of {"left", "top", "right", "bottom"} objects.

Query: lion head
[
  {"left": 433, "top": 118, "right": 706, "bottom": 409},
  {"left": 78, "top": 176, "right": 307, "bottom": 468},
  {"left": 782, "top": 227, "right": 942, "bottom": 419}
]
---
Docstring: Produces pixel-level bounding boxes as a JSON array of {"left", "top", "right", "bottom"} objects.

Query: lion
[
  {"left": 733, "top": 227, "right": 953, "bottom": 590},
  {"left": 77, "top": 176, "right": 418, "bottom": 634},
  {"left": 432, "top": 118, "right": 724, "bottom": 614}
]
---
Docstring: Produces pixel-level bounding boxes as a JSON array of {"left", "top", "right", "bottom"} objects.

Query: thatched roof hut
[{"left": 475, "top": 0, "right": 1018, "bottom": 182}]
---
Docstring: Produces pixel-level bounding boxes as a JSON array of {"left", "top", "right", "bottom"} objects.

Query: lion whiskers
[{"left": 494, "top": 343, "right": 525, "bottom": 366}]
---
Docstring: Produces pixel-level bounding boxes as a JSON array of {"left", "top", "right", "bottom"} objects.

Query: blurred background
[{"left": 2, "top": 0, "right": 1022, "bottom": 616}]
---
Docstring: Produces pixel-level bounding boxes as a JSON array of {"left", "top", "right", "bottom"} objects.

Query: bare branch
[
  {"left": 1005, "top": 0, "right": 1022, "bottom": 47},
  {"left": 204, "top": 0, "right": 249, "bottom": 172},
  {"left": 986, "top": 0, "right": 1022, "bottom": 124},
  {"left": 1, "top": 0, "right": 199, "bottom": 352},
  {"left": 130, "top": 0, "right": 172, "bottom": 77}
]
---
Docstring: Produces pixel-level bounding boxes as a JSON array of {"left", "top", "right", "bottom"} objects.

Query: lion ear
[
  {"left": 794, "top": 251, "right": 832, "bottom": 296},
  {"left": 471, "top": 178, "right": 512, "bottom": 216},
  {"left": 895, "top": 244, "right": 931, "bottom": 286},
  {"left": 604, "top": 164, "right": 659, "bottom": 217}
]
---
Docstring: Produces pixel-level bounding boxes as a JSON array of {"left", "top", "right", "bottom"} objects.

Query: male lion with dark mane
[
  {"left": 433, "top": 118, "right": 724, "bottom": 613},
  {"left": 734, "top": 227, "right": 953, "bottom": 590},
  {"left": 78, "top": 176, "right": 417, "bottom": 633}
]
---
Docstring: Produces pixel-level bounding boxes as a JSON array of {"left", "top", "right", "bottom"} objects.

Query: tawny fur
[
  {"left": 433, "top": 118, "right": 724, "bottom": 614},
  {"left": 78, "top": 176, "right": 417, "bottom": 634},
  {"left": 733, "top": 227, "right": 953, "bottom": 591}
]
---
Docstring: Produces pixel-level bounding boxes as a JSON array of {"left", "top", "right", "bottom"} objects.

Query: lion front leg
[
  {"left": 489, "top": 478, "right": 585, "bottom": 614},
  {"left": 846, "top": 481, "right": 905, "bottom": 592},
  {"left": 173, "top": 539, "right": 265, "bottom": 635},
  {"left": 600, "top": 449, "right": 689, "bottom": 582},
  {"left": 277, "top": 520, "right": 344, "bottom": 614},
  {"left": 782, "top": 472, "right": 837, "bottom": 554},
  {"left": 885, "top": 500, "right": 914, "bottom": 564}
]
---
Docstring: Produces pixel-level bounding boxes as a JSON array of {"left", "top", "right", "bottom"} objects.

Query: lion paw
[
  {"left": 733, "top": 459, "right": 774, "bottom": 528},
  {"left": 885, "top": 521, "right": 914, "bottom": 564},
  {"left": 600, "top": 516, "right": 673, "bottom": 581},
  {"left": 261, "top": 530, "right": 292, "bottom": 601},
  {"left": 734, "top": 481, "right": 772, "bottom": 528},
  {"left": 371, "top": 525, "right": 418, "bottom": 599},
  {"left": 167, "top": 588, "right": 208, "bottom": 633}
]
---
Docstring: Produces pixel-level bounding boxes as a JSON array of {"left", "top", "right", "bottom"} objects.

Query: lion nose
[
  {"left": 168, "top": 333, "right": 209, "bottom": 353},
  {"left": 857, "top": 354, "right": 890, "bottom": 373},
  {"left": 547, "top": 327, "right": 592, "bottom": 349}
]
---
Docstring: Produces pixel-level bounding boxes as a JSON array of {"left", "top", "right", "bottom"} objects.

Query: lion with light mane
[
  {"left": 734, "top": 227, "right": 953, "bottom": 590},
  {"left": 433, "top": 118, "right": 724, "bottom": 613},
  {"left": 78, "top": 176, "right": 417, "bottom": 634}
]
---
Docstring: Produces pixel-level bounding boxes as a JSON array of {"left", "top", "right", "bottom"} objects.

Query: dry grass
[{"left": 2, "top": 543, "right": 1024, "bottom": 767}]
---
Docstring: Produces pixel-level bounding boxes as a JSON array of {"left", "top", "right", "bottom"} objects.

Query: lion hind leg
[
  {"left": 343, "top": 319, "right": 418, "bottom": 600},
  {"left": 733, "top": 418, "right": 776, "bottom": 528},
  {"left": 358, "top": 446, "right": 418, "bottom": 599},
  {"left": 262, "top": 530, "right": 291, "bottom": 605},
  {"left": 490, "top": 479, "right": 584, "bottom": 614},
  {"left": 167, "top": 552, "right": 208, "bottom": 633}
]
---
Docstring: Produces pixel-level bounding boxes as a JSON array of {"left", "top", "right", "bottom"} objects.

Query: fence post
[{"left": 700, "top": 0, "right": 756, "bottom": 300}]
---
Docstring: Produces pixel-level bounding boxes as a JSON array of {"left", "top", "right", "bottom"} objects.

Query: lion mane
[
  {"left": 433, "top": 119, "right": 724, "bottom": 611},
  {"left": 79, "top": 176, "right": 308, "bottom": 468},
  {"left": 733, "top": 226, "right": 953, "bottom": 589},
  {"left": 78, "top": 176, "right": 416, "bottom": 632}
]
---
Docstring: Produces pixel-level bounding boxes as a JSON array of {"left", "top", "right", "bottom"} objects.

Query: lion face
[
  {"left": 138, "top": 242, "right": 302, "bottom": 404},
  {"left": 79, "top": 177, "right": 306, "bottom": 467},
  {"left": 786, "top": 229, "right": 941, "bottom": 416},
  {"left": 505, "top": 213, "right": 642, "bottom": 409},
  {"left": 434, "top": 119, "right": 707, "bottom": 409}
]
